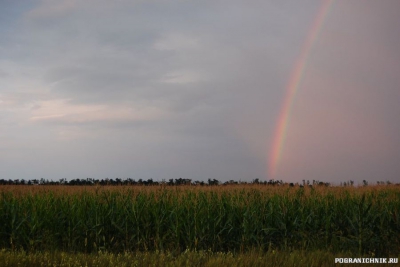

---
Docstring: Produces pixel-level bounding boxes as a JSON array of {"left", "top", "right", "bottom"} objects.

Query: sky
[{"left": 1, "top": 0, "right": 400, "bottom": 184}]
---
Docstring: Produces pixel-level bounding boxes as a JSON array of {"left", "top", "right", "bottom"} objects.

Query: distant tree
[{"left": 208, "top": 178, "right": 219, "bottom": 186}]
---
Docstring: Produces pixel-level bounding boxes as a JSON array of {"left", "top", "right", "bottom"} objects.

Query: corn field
[{"left": 0, "top": 185, "right": 399, "bottom": 256}]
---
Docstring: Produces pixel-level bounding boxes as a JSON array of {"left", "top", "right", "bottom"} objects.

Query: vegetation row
[
  {"left": 2, "top": 177, "right": 397, "bottom": 186},
  {"left": 0, "top": 186, "right": 399, "bottom": 256}
]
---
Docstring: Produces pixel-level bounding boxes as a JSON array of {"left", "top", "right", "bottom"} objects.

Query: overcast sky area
[{"left": 1, "top": 0, "right": 400, "bottom": 184}]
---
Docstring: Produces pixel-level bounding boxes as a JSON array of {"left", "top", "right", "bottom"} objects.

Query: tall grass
[
  {"left": 0, "top": 185, "right": 399, "bottom": 256},
  {"left": 1, "top": 249, "right": 385, "bottom": 267}
]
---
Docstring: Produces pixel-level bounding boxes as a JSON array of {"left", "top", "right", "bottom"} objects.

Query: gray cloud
[{"left": 1, "top": 0, "right": 399, "bottom": 183}]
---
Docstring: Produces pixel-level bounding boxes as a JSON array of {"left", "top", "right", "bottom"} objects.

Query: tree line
[
  {"left": 0, "top": 177, "right": 263, "bottom": 186},
  {"left": 0, "top": 178, "right": 396, "bottom": 186}
]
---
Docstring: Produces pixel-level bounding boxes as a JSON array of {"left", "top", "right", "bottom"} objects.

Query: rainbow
[{"left": 268, "top": 0, "right": 334, "bottom": 179}]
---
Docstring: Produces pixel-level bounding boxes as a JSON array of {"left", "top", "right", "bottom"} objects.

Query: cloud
[
  {"left": 1, "top": 0, "right": 399, "bottom": 183},
  {"left": 153, "top": 33, "right": 200, "bottom": 51},
  {"left": 29, "top": 98, "right": 167, "bottom": 126},
  {"left": 26, "top": 0, "right": 77, "bottom": 20}
]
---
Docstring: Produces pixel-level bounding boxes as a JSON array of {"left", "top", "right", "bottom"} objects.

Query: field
[{"left": 0, "top": 184, "right": 399, "bottom": 266}]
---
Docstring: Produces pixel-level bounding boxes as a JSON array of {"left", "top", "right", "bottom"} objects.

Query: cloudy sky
[{"left": 1, "top": 0, "right": 399, "bottom": 184}]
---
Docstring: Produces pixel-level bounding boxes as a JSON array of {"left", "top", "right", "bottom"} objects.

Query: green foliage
[{"left": 0, "top": 187, "right": 399, "bottom": 256}]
